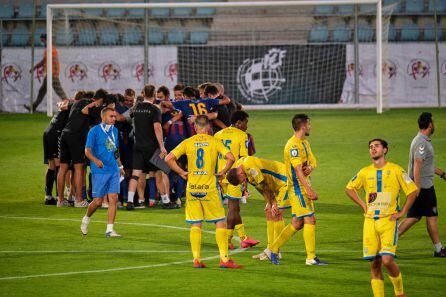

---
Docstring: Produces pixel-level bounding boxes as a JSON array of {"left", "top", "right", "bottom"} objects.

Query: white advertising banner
[
  {"left": 0, "top": 46, "right": 178, "bottom": 112},
  {"left": 342, "top": 43, "right": 446, "bottom": 106}
]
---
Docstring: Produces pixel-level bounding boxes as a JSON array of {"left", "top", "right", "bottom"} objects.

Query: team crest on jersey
[
  {"left": 65, "top": 62, "right": 87, "bottom": 82},
  {"left": 99, "top": 62, "right": 121, "bottom": 82},
  {"left": 290, "top": 149, "right": 299, "bottom": 157},
  {"left": 248, "top": 168, "right": 258, "bottom": 177},
  {"left": 237, "top": 48, "right": 286, "bottom": 103},
  {"left": 1, "top": 63, "right": 22, "bottom": 84}
]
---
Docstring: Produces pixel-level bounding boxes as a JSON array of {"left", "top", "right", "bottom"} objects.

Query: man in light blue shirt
[{"left": 81, "top": 107, "right": 125, "bottom": 237}]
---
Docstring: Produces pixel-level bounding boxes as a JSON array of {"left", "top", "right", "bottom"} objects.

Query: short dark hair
[
  {"left": 74, "top": 90, "right": 85, "bottom": 100},
  {"left": 136, "top": 95, "right": 144, "bottom": 103},
  {"left": 104, "top": 94, "right": 117, "bottom": 106},
  {"left": 418, "top": 112, "right": 433, "bottom": 130},
  {"left": 124, "top": 88, "right": 135, "bottom": 97},
  {"left": 101, "top": 107, "right": 115, "bottom": 117},
  {"left": 204, "top": 85, "right": 219, "bottom": 97},
  {"left": 173, "top": 84, "right": 184, "bottom": 92},
  {"left": 368, "top": 138, "right": 388, "bottom": 152},
  {"left": 183, "top": 86, "right": 197, "bottom": 99},
  {"left": 157, "top": 85, "right": 170, "bottom": 97},
  {"left": 292, "top": 114, "right": 309, "bottom": 131},
  {"left": 84, "top": 91, "right": 95, "bottom": 99},
  {"left": 143, "top": 84, "right": 155, "bottom": 98},
  {"left": 116, "top": 93, "right": 125, "bottom": 103},
  {"left": 226, "top": 168, "right": 241, "bottom": 186},
  {"left": 93, "top": 88, "right": 107, "bottom": 100},
  {"left": 198, "top": 82, "right": 212, "bottom": 91},
  {"left": 231, "top": 110, "right": 249, "bottom": 125}
]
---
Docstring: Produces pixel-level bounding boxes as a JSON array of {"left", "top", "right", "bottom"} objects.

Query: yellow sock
[
  {"left": 303, "top": 223, "right": 316, "bottom": 260},
  {"left": 235, "top": 223, "right": 247, "bottom": 241},
  {"left": 270, "top": 223, "right": 297, "bottom": 253},
  {"left": 273, "top": 219, "right": 285, "bottom": 241},
  {"left": 266, "top": 220, "right": 275, "bottom": 249},
  {"left": 190, "top": 226, "right": 201, "bottom": 261},
  {"left": 371, "top": 279, "right": 385, "bottom": 297},
  {"left": 388, "top": 273, "right": 404, "bottom": 296},
  {"left": 216, "top": 228, "right": 229, "bottom": 263},
  {"left": 227, "top": 228, "right": 234, "bottom": 243}
]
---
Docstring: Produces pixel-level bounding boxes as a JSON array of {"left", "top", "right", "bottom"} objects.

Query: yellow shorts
[
  {"left": 220, "top": 182, "right": 243, "bottom": 200},
  {"left": 363, "top": 216, "right": 398, "bottom": 260},
  {"left": 289, "top": 188, "right": 314, "bottom": 219},
  {"left": 185, "top": 190, "right": 226, "bottom": 224},
  {"left": 277, "top": 186, "right": 291, "bottom": 209}
]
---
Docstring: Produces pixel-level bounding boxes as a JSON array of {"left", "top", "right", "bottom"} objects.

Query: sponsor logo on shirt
[
  {"left": 190, "top": 184, "right": 210, "bottom": 190},
  {"left": 193, "top": 171, "right": 208, "bottom": 176},
  {"left": 194, "top": 142, "right": 209, "bottom": 147}
]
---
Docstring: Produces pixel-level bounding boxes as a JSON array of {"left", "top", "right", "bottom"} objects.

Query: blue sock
[
  {"left": 176, "top": 175, "right": 186, "bottom": 199},
  {"left": 148, "top": 177, "right": 156, "bottom": 200}
]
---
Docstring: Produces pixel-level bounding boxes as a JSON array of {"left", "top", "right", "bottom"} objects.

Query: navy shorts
[{"left": 92, "top": 172, "right": 120, "bottom": 198}]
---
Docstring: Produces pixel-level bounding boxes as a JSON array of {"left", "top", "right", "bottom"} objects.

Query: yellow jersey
[
  {"left": 236, "top": 156, "right": 287, "bottom": 194},
  {"left": 283, "top": 135, "right": 317, "bottom": 196},
  {"left": 346, "top": 162, "right": 417, "bottom": 219},
  {"left": 171, "top": 133, "right": 229, "bottom": 194},
  {"left": 214, "top": 126, "right": 248, "bottom": 181}
]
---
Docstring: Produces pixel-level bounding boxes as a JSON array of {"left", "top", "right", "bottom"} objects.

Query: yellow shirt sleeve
[
  {"left": 396, "top": 166, "right": 418, "bottom": 196},
  {"left": 289, "top": 145, "right": 303, "bottom": 168},
  {"left": 244, "top": 158, "right": 264, "bottom": 185},
  {"left": 346, "top": 170, "right": 364, "bottom": 191},
  {"left": 216, "top": 139, "right": 230, "bottom": 157},
  {"left": 239, "top": 132, "right": 249, "bottom": 158},
  {"left": 171, "top": 140, "right": 187, "bottom": 160}
]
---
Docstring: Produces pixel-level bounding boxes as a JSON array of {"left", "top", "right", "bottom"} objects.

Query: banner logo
[
  {"left": 346, "top": 62, "right": 363, "bottom": 77},
  {"left": 1, "top": 63, "right": 22, "bottom": 84},
  {"left": 164, "top": 60, "right": 178, "bottom": 82},
  {"left": 237, "top": 48, "right": 286, "bottom": 103},
  {"left": 132, "top": 62, "right": 154, "bottom": 82},
  {"left": 99, "top": 62, "right": 121, "bottom": 82},
  {"left": 378, "top": 60, "right": 397, "bottom": 79},
  {"left": 65, "top": 62, "right": 87, "bottom": 82},
  {"left": 407, "top": 59, "right": 430, "bottom": 80}
]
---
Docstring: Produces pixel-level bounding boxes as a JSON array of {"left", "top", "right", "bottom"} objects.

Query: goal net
[{"left": 45, "top": 0, "right": 393, "bottom": 115}]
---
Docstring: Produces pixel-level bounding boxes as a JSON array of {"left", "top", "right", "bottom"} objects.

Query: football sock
[
  {"left": 371, "top": 279, "right": 385, "bottom": 297},
  {"left": 303, "top": 224, "right": 316, "bottom": 260},
  {"left": 190, "top": 226, "right": 202, "bottom": 261},
  {"left": 235, "top": 223, "right": 247, "bottom": 241},
  {"left": 266, "top": 220, "right": 275, "bottom": 250},
  {"left": 274, "top": 219, "right": 286, "bottom": 241},
  {"left": 82, "top": 215, "right": 90, "bottom": 222},
  {"left": 434, "top": 242, "right": 443, "bottom": 253},
  {"left": 216, "top": 228, "right": 229, "bottom": 263},
  {"left": 106, "top": 224, "right": 113, "bottom": 233},
  {"left": 45, "top": 168, "right": 55, "bottom": 196},
  {"left": 161, "top": 194, "right": 170, "bottom": 204},
  {"left": 227, "top": 228, "right": 234, "bottom": 244},
  {"left": 127, "top": 192, "right": 135, "bottom": 203},
  {"left": 388, "top": 273, "right": 404, "bottom": 296},
  {"left": 270, "top": 223, "right": 297, "bottom": 253}
]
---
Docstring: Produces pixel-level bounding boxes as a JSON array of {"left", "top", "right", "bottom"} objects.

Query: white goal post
[{"left": 46, "top": 0, "right": 383, "bottom": 116}]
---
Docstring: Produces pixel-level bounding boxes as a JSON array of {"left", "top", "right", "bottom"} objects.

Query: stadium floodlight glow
[{"left": 46, "top": 0, "right": 383, "bottom": 116}]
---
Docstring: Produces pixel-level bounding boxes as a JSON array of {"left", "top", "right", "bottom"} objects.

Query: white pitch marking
[
  {"left": 0, "top": 250, "right": 194, "bottom": 254},
  {"left": 0, "top": 215, "right": 246, "bottom": 281}
]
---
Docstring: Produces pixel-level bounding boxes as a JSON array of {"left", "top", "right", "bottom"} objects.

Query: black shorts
[
  {"left": 132, "top": 147, "right": 159, "bottom": 173},
  {"left": 59, "top": 132, "right": 86, "bottom": 164},
  {"left": 407, "top": 186, "right": 438, "bottom": 218},
  {"left": 43, "top": 130, "right": 60, "bottom": 161}
]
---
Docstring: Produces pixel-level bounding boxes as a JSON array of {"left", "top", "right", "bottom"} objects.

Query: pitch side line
[{"left": 0, "top": 215, "right": 245, "bottom": 281}]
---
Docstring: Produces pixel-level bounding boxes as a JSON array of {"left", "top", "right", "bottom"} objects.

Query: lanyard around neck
[{"left": 100, "top": 124, "right": 116, "bottom": 148}]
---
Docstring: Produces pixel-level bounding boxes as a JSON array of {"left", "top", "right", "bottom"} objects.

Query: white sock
[
  {"left": 128, "top": 192, "right": 135, "bottom": 203},
  {"left": 106, "top": 224, "right": 114, "bottom": 233},
  {"left": 434, "top": 242, "right": 443, "bottom": 253},
  {"left": 138, "top": 199, "right": 145, "bottom": 204},
  {"left": 161, "top": 194, "right": 170, "bottom": 204},
  {"left": 82, "top": 216, "right": 90, "bottom": 223}
]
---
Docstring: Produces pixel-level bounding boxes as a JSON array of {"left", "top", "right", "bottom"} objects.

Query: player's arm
[
  {"left": 153, "top": 108, "right": 167, "bottom": 157},
  {"left": 85, "top": 132, "right": 103, "bottom": 169},
  {"left": 391, "top": 191, "right": 417, "bottom": 221},
  {"left": 413, "top": 157, "right": 423, "bottom": 196},
  {"left": 163, "top": 110, "right": 183, "bottom": 130},
  {"left": 212, "top": 118, "right": 227, "bottom": 129},
  {"left": 257, "top": 183, "right": 279, "bottom": 215},
  {"left": 217, "top": 151, "right": 235, "bottom": 178},
  {"left": 435, "top": 167, "right": 446, "bottom": 181},
  {"left": 295, "top": 164, "right": 317, "bottom": 200},
  {"left": 81, "top": 100, "right": 98, "bottom": 115},
  {"left": 165, "top": 142, "right": 187, "bottom": 180},
  {"left": 217, "top": 96, "right": 231, "bottom": 105},
  {"left": 391, "top": 168, "right": 419, "bottom": 220},
  {"left": 345, "top": 172, "right": 366, "bottom": 213}
]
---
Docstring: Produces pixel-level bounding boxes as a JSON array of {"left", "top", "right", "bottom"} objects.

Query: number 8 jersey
[{"left": 171, "top": 133, "right": 230, "bottom": 193}]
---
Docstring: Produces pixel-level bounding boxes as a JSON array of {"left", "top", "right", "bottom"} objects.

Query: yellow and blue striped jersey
[
  {"left": 283, "top": 135, "right": 317, "bottom": 196},
  {"left": 235, "top": 156, "right": 287, "bottom": 194},
  {"left": 171, "top": 133, "right": 229, "bottom": 194},
  {"left": 215, "top": 126, "right": 248, "bottom": 182},
  {"left": 346, "top": 162, "right": 417, "bottom": 219}
]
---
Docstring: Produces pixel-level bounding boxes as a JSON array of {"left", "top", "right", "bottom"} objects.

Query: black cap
[{"left": 93, "top": 88, "right": 107, "bottom": 100}]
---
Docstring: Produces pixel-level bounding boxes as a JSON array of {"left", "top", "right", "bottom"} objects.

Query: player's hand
[
  {"left": 264, "top": 203, "right": 271, "bottom": 212},
  {"left": 215, "top": 171, "right": 226, "bottom": 182},
  {"left": 119, "top": 167, "right": 125, "bottom": 176},
  {"left": 307, "top": 189, "right": 318, "bottom": 200},
  {"left": 303, "top": 165, "right": 313, "bottom": 176},
  {"left": 390, "top": 211, "right": 404, "bottom": 221},
  {"left": 271, "top": 202, "right": 279, "bottom": 217},
  {"left": 179, "top": 171, "right": 188, "bottom": 180},
  {"left": 187, "top": 116, "right": 196, "bottom": 124},
  {"left": 159, "top": 147, "right": 167, "bottom": 158},
  {"left": 94, "top": 159, "right": 104, "bottom": 168}
]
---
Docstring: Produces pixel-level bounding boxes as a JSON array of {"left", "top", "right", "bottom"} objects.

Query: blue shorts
[{"left": 92, "top": 172, "right": 120, "bottom": 198}]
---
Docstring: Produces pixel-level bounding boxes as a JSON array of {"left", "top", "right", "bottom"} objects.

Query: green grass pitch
[{"left": 0, "top": 109, "right": 445, "bottom": 297}]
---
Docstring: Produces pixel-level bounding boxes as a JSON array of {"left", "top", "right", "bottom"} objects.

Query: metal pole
[
  {"left": 433, "top": 0, "right": 441, "bottom": 107},
  {"left": 0, "top": 20, "right": 3, "bottom": 112},
  {"left": 47, "top": 5, "right": 53, "bottom": 116},
  {"left": 30, "top": 0, "right": 37, "bottom": 114},
  {"left": 354, "top": 4, "right": 360, "bottom": 104},
  {"left": 376, "top": 0, "right": 382, "bottom": 114},
  {"left": 143, "top": 0, "right": 149, "bottom": 85}
]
